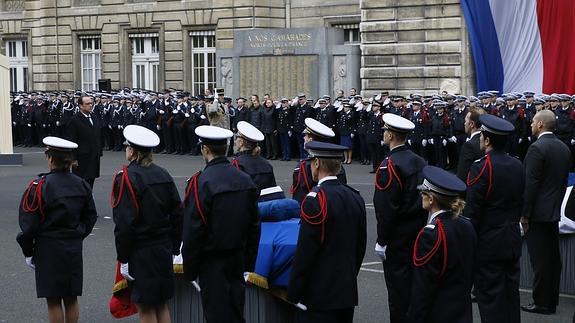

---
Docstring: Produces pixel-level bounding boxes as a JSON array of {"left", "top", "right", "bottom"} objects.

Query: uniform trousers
[
  {"left": 295, "top": 307, "right": 354, "bottom": 323},
  {"left": 475, "top": 259, "right": 520, "bottom": 323},
  {"left": 368, "top": 142, "right": 383, "bottom": 171},
  {"left": 199, "top": 253, "right": 246, "bottom": 323},
  {"left": 526, "top": 221, "right": 561, "bottom": 309},
  {"left": 383, "top": 247, "right": 413, "bottom": 323}
]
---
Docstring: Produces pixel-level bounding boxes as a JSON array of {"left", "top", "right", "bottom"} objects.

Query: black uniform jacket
[
  {"left": 287, "top": 178, "right": 367, "bottom": 310},
  {"left": 456, "top": 133, "right": 483, "bottom": 181},
  {"left": 233, "top": 151, "right": 277, "bottom": 191},
  {"left": 65, "top": 112, "right": 102, "bottom": 179},
  {"left": 17, "top": 170, "right": 98, "bottom": 257},
  {"left": 181, "top": 157, "right": 261, "bottom": 281},
  {"left": 291, "top": 160, "right": 347, "bottom": 204},
  {"left": 112, "top": 161, "right": 183, "bottom": 263},
  {"left": 406, "top": 212, "right": 477, "bottom": 323},
  {"left": 373, "top": 145, "right": 427, "bottom": 248},
  {"left": 464, "top": 151, "right": 524, "bottom": 262}
]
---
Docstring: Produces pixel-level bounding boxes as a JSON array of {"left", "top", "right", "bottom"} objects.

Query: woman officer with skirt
[
  {"left": 112, "top": 125, "right": 183, "bottom": 323},
  {"left": 17, "top": 136, "right": 98, "bottom": 323}
]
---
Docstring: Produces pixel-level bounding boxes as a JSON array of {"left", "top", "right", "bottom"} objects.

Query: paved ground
[{"left": 1, "top": 147, "right": 574, "bottom": 322}]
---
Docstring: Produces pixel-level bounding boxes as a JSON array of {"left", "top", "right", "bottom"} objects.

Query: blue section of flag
[{"left": 460, "top": 0, "right": 505, "bottom": 92}]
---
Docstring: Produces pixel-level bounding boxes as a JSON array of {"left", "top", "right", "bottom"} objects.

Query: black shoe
[
  {"left": 369, "top": 170, "right": 376, "bottom": 174},
  {"left": 520, "top": 303, "right": 556, "bottom": 315}
]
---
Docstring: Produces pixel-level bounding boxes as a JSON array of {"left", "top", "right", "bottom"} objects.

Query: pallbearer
[
  {"left": 287, "top": 141, "right": 367, "bottom": 323},
  {"left": 111, "top": 125, "right": 183, "bottom": 323},
  {"left": 406, "top": 166, "right": 476, "bottom": 323},
  {"left": 232, "top": 121, "right": 277, "bottom": 191},
  {"left": 182, "top": 126, "right": 260, "bottom": 323},
  {"left": 374, "top": 113, "right": 427, "bottom": 323},
  {"left": 17, "top": 136, "right": 98, "bottom": 323}
]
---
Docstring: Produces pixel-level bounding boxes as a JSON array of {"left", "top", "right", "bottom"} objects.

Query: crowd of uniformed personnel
[
  {"left": 10, "top": 88, "right": 575, "bottom": 171},
  {"left": 12, "top": 86, "right": 575, "bottom": 323}
]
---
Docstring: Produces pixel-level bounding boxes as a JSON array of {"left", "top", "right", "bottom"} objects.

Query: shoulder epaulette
[
  {"left": 306, "top": 191, "right": 317, "bottom": 198},
  {"left": 424, "top": 224, "right": 436, "bottom": 230}
]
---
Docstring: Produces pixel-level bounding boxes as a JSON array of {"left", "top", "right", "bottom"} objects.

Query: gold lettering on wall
[{"left": 239, "top": 55, "right": 317, "bottom": 98}]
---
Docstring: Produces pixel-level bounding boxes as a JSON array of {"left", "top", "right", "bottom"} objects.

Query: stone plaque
[
  {"left": 239, "top": 55, "right": 317, "bottom": 98},
  {"left": 333, "top": 56, "right": 347, "bottom": 96},
  {"left": 234, "top": 28, "right": 324, "bottom": 56}
]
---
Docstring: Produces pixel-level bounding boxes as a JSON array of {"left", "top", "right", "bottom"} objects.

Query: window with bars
[
  {"left": 6, "top": 40, "right": 28, "bottom": 91},
  {"left": 80, "top": 37, "right": 102, "bottom": 91},
  {"left": 191, "top": 34, "right": 216, "bottom": 96},
  {"left": 333, "top": 24, "right": 360, "bottom": 44}
]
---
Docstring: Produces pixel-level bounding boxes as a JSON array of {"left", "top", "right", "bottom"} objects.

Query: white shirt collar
[
  {"left": 538, "top": 131, "right": 553, "bottom": 139},
  {"left": 428, "top": 209, "right": 448, "bottom": 224},
  {"left": 469, "top": 131, "right": 481, "bottom": 139},
  {"left": 80, "top": 111, "right": 91, "bottom": 118},
  {"left": 318, "top": 176, "right": 338, "bottom": 185}
]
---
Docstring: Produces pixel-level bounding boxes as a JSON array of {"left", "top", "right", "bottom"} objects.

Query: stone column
[
  {"left": 360, "top": 0, "right": 471, "bottom": 97},
  {"left": 0, "top": 54, "right": 22, "bottom": 165}
]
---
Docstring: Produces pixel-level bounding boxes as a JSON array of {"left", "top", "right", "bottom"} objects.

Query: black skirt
[
  {"left": 128, "top": 240, "right": 174, "bottom": 304},
  {"left": 34, "top": 237, "right": 83, "bottom": 298}
]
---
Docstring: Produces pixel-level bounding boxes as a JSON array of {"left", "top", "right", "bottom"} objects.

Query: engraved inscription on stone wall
[
  {"left": 239, "top": 55, "right": 317, "bottom": 98},
  {"left": 247, "top": 32, "right": 312, "bottom": 49}
]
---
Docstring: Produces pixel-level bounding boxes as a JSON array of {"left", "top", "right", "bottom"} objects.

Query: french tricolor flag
[{"left": 461, "top": 0, "right": 575, "bottom": 94}]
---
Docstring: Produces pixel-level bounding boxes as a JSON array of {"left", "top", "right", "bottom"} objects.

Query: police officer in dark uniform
[
  {"left": 429, "top": 101, "right": 452, "bottom": 169},
  {"left": 448, "top": 96, "right": 468, "bottom": 168},
  {"left": 287, "top": 141, "right": 367, "bottom": 323},
  {"left": 182, "top": 125, "right": 260, "bottom": 323},
  {"left": 277, "top": 98, "right": 294, "bottom": 161},
  {"left": 17, "top": 136, "right": 97, "bottom": 323},
  {"left": 232, "top": 121, "right": 277, "bottom": 191},
  {"left": 405, "top": 166, "right": 477, "bottom": 323},
  {"left": 290, "top": 118, "right": 347, "bottom": 204},
  {"left": 501, "top": 94, "right": 526, "bottom": 157},
  {"left": 374, "top": 113, "right": 427, "bottom": 323},
  {"left": 112, "top": 125, "right": 183, "bottom": 322},
  {"left": 366, "top": 101, "right": 385, "bottom": 173},
  {"left": 464, "top": 114, "right": 523, "bottom": 323},
  {"left": 407, "top": 99, "right": 430, "bottom": 159},
  {"left": 110, "top": 97, "right": 125, "bottom": 151},
  {"left": 291, "top": 93, "right": 315, "bottom": 159}
]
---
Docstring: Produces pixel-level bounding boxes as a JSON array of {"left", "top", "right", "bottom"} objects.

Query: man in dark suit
[
  {"left": 521, "top": 110, "right": 571, "bottom": 315},
  {"left": 456, "top": 107, "right": 484, "bottom": 181},
  {"left": 65, "top": 96, "right": 102, "bottom": 188}
]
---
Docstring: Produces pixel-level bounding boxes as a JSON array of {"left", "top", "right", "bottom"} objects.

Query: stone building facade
[{"left": 0, "top": 0, "right": 475, "bottom": 97}]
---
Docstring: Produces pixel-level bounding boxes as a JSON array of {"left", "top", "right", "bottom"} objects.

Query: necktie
[{"left": 88, "top": 116, "right": 93, "bottom": 126}]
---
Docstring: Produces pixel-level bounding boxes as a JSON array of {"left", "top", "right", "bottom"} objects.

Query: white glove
[
  {"left": 519, "top": 223, "right": 525, "bottom": 237},
  {"left": 159, "top": 109, "right": 165, "bottom": 114},
  {"left": 25, "top": 257, "right": 35, "bottom": 270},
  {"left": 120, "top": 263, "right": 135, "bottom": 281},
  {"left": 527, "top": 136, "right": 532, "bottom": 142},
  {"left": 380, "top": 140, "right": 385, "bottom": 147},
  {"left": 140, "top": 112, "right": 145, "bottom": 118},
  {"left": 27, "top": 123, "right": 32, "bottom": 127},
  {"left": 442, "top": 139, "right": 447, "bottom": 146},
  {"left": 185, "top": 113, "right": 190, "bottom": 118},
  {"left": 191, "top": 108, "right": 195, "bottom": 114},
  {"left": 244, "top": 272, "right": 250, "bottom": 283},
  {"left": 12, "top": 122, "right": 16, "bottom": 126},
  {"left": 172, "top": 109, "right": 178, "bottom": 114},
  {"left": 295, "top": 303, "right": 308, "bottom": 311},
  {"left": 449, "top": 136, "right": 457, "bottom": 143},
  {"left": 350, "top": 133, "right": 355, "bottom": 139},
  {"left": 200, "top": 115, "right": 206, "bottom": 120},
  {"left": 56, "top": 121, "right": 60, "bottom": 126},
  {"left": 120, "top": 125, "right": 124, "bottom": 130},
  {"left": 429, "top": 138, "right": 434, "bottom": 145},
  {"left": 156, "top": 125, "right": 161, "bottom": 131},
  {"left": 108, "top": 125, "right": 112, "bottom": 130},
  {"left": 408, "top": 139, "right": 412, "bottom": 145},
  {"left": 571, "top": 139, "right": 575, "bottom": 146},
  {"left": 118, "top": 125, "right": 122, "bottom": 130},
  {"left": 422, "top": 139, "right": 427, "bottom": 147},
  {"left": 42, "top": 124, "right": 47, "bottom": 128},
  {"left": 375, "top": 243, "right": 387, "bottom": 262},
  {"left": 519, "top": 138, "right": 523, "bottom": 144},
  {"left": 192, "top": 280, "right": 201, "bottom": 292},
  {"left": 288, "top": 130, "right": 292, "bottom": 137}
]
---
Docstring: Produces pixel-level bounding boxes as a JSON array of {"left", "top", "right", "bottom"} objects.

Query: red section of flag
[
  {"left": 536, "top": 0, "right": 575, "bottom": 93},
  {"left": 109, "top": 261, "right": 138, "bottom": 319}
]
